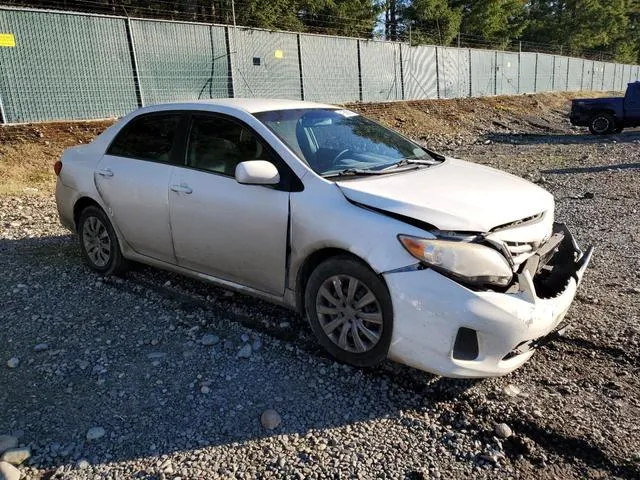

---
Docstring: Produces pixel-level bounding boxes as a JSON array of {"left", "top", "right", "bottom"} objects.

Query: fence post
[
  {"left": 296, "top": 34, "right": 304, "bottom": 101},
  {"left": 356, "top": 40, "right": 363, "bottom": 102},
  {"left": 435, "top": 47, "right": 440, "bottom": 99},
  {"left": 533, "top": 53, "right": 538, "bottom": 92},
  {"left": 494, "top": 51, "right": 498, "bottom": 95},
  {"left": 223, "top": 26, "right": 234, "bottom": 98},
  {"left": 124, "top": 17, "right": 143, "bottom": 107},
  {"left": 517, "top": 49, "right": 521, "bottom": 94},
  {"left": 612, "top": 63, "right": 617, "bottom": 92},
  {"left": 565, "top": 57, "right": 570, "bottom": 91},
  {"left": 551, "top": 55, "right": 556, "bottom": 91},
  {"left": 398, "top": 44, "right": 405, "bottom": 100},
  {"left": 0, "top": 83, "right": 6, "bottom": 124},
  {"left": 467, "top": 48, "right": 472, "bottom": 97},
  {"left": 590, "top": 60, "right": 595, "bottom": 91}
]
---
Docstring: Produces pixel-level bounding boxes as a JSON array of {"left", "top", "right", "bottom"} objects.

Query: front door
[
  {"left": 95, "top": 112, "right": 184, "bottom": 263},
  {"left": 168, "top": 113, "right": 290, "bottom": 295}
]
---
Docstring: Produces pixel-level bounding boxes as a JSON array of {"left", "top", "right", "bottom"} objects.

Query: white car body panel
[
  {"left": 336, "top": 158, "right": 554, "bottom": 232},
  {"left": 55, "top": 98, "right": 592, "bottom": 378},
  {"left": 96, "top": 154, "right": 176, "bottom": 263},
  {"left": 168, "top": 165, "right": 290, "bottom": 295}
]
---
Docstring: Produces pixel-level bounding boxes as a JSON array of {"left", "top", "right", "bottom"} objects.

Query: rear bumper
[
  {"left": 384, "top": 224, "right": 592, "bottom": 378},
  {"left": 55, "top": 179, "right": 77, "bottom": 232}
]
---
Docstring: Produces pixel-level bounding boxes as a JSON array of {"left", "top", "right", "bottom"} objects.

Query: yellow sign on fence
[
  {"left": 0, "top": 33, "right": 16, "bottom": 47},
  {"left": 274, "top": 49, "right": 283, "bottom": 59}
]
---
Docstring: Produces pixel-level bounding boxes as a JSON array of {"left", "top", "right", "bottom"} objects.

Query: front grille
[{"left": 505, "top": 241, "right": 536, "bottom": 265}]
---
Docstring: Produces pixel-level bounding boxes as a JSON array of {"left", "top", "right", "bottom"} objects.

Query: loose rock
[
  {"left": 494, "top": 423, "right": 513, "bottom": 439},
  {"left": 0, "top": 461, "right": 20, "bottom": 480},
  {"left": 33, "top": 343, "right": 48, "bottom": 352},
  {"left": 1, "top": 447, "right": 30, "bottom": 465},
  {"left": 260, "top": 409, "right": 281, "bottom": 430},
  {"left": 86, "top": 427, "right": 106, "bottom": 441},
  {"left": 503, "top": 384, "right": 521, "bottom": 397},
  {"left": 5, "top": 358, "right": 19, "bottom": 369},
  {"left": 237, "top": 344, "right": 252, "bottom": 359},
  {"left": 201, "top": 334, "right": 219, "bottom": 346}
]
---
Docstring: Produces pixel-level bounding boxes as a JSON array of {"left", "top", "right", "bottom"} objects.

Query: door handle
[
  {"left": 170, "top": 184, "right": 193, "bottom": 194},
  {"left": 97, "top": 168, "right": 114, "bottom": 177}
]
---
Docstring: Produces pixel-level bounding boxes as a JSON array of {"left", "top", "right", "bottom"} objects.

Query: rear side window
[{"left": 107, "top": 113, "right": 182, "bottom": 162}]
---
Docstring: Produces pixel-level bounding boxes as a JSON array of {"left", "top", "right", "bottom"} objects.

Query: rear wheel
[
  {"left": 588, "top": 113, "right": 615, "bottom": 135},
  {"left": 304, "top": 256, "right": 393, "bottom": 368},
  {"left": 78, "top": 205, "right": 128, "bottom": 276}
]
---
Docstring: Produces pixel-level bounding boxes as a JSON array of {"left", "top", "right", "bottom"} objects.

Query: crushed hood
[{"left": 337, "top": 158, "right": 554, "bottom": 232}]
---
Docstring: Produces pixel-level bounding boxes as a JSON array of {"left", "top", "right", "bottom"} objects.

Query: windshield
[{"left": 253, "top": 108, "right": 435, "bottom": 177}]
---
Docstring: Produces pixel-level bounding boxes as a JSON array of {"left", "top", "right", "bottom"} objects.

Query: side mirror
[{"left": 235, "top": 160, "right": 280, "bottom": 186}]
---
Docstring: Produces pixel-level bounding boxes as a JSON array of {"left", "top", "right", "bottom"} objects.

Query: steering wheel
[{"left": 333, "top": 149, "right": 354, "bottom": 164}]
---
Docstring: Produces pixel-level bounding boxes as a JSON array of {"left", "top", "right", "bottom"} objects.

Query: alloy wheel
[
  {"left": 315, "top": 275, "right": 383, "bottom": 353},
  {"left": 82, "top": 216, "right": 112, "bottom": 268}
]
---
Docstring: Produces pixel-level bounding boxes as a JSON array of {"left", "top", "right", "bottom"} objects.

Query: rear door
[
  {"left": 168, "top": 113, "right": 291, "bottom": 295},
  {"left": 95, "top": 112, "right": 185, "bottom": 263}
]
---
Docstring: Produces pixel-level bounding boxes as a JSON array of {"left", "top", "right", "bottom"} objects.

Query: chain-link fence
[{"left": 0, "top": 6, "right": 639, "bottom": 124}]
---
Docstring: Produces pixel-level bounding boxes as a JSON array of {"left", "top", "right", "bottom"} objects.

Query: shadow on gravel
[
  {"left": 540, "top": 162, "right": 640, "bottom": 175},
  {"left": 485, "top": 129, "right": 640, "bottom": 146},
  {"left": 1, "top": 234, "right": 479, "bottom": 474},
  {"left": 508, "top": 418, "right": 640, "bottom": 479}
]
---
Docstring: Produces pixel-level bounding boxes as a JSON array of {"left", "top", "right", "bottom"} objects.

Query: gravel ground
[{"left": 1, "top": 125, "right": 640, "bottom": 479}]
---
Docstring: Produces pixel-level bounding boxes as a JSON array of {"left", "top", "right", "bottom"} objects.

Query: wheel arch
[
  {"left": 590, "top": 109, "right": 617, "bottom": 120},
  {"left": 294, "top": 247, "right": 388, "bottom": 313},
  {"left": 73, "top": 196, "right": 103, "bottom": 229}
]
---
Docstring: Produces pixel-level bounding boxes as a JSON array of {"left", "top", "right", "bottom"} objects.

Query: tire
[
  {"left": 588, "top": 113, "right": 615, "bottom": 135},
  {"left": 77, "top": 205, "right": 128, "bottom": 276},
  {"left": 304, "top": 255, "right": 393, "bottom": 368}
]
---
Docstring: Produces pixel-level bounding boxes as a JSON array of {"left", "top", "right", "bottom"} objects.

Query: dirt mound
[
  {"left": 0, "top": 120, "right": 114, "bottom": 195},
  {"left": 346, "top": 91, "right": 604, "bottom": 145},
  {"left": 0, "top": 91, "right": 607, "bottom": 195}
]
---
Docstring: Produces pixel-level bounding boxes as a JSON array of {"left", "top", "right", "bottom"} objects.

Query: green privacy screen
[
  {"left": 130, "top": 19, "right": 230, "bottom": 105},
  {"left": 229, "top": 28, "right": 301, "bottom": 100},
  {"left": 0, "top": 9, "right": 138, "bottom": 123},
  {"left": 1, "top": 7, "right": 639, "bottom": 124}
]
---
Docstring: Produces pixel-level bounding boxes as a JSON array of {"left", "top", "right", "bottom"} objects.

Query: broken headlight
[{"left": 398, "top": 235, "right": 513, "bottom": 287}]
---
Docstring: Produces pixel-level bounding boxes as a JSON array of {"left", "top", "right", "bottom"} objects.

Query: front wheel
[
  {"left": 588, "top": 113, "right": 615, "bottom": 135},
  {"left": 304, "top": 256, "right": 393, "bottom": 368},
  {"left": 78, "top": 205, "right": 128, "bottom": 276}
]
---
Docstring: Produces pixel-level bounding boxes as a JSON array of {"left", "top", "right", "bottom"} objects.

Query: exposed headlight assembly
[{"left": 398, "top": 235, "right": 513, "bottom": 287}]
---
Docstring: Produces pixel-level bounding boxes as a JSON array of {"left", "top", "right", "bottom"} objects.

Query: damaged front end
[
  {"left": 517, "top": 223, "right": 593, "bottom": 300},
  {"left": 500, "top": 223, "right": 593, "bottom": 358}
]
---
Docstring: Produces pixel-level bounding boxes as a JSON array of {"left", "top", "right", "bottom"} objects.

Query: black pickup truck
[{"left": 570, "top": 81, "right": 640, "bottom": 134}]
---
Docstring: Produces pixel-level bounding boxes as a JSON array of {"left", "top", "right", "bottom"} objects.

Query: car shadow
[
  {"left": 484, "top": 129, "right": 640, "bottom": 146},
  {"left": 0, "top": 234, "right": 477, "bottom": 475}
]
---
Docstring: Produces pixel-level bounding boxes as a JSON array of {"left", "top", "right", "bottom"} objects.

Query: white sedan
[{"left": 54, "top": 99, "right": 592, "bottom": 378}]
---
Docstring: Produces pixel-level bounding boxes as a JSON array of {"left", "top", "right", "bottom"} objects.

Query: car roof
[{"left": 143, "top": 98, "right": 338, "bottom": 114}]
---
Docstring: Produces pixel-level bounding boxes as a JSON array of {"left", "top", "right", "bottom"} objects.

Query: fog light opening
[{"left": 453, "top": 327, "right": 479, "bottom": 361}]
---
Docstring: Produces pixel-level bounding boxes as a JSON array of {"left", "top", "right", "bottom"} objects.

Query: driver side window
[{"left": 187, "top": 115, "right": 267, "bottom": 176}]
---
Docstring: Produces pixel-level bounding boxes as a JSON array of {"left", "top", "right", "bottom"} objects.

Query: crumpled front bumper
[{"left": 384, "top": 223, "right": 593, "bottom": 378}]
